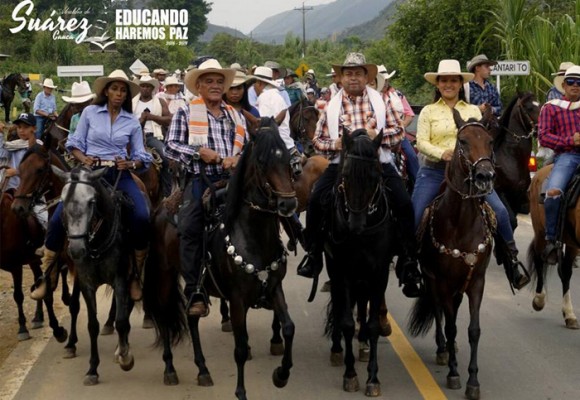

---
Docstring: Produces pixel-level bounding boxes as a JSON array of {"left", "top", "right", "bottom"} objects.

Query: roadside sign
[
  {"left": 57, "top": 65, "right": 104, "bottom": 78},
  {"left": 295, "top": 62, "right": 309, "bottom": 78},
  {"left": 491, "top": 61, "right": 530, "bottom": 76},
  {"left": 130, "top": 59, "right": 148, "bottom": 75}
]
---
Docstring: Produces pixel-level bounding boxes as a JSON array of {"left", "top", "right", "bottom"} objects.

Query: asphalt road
[{"left": 1, "top": 215, "right": 580, "bottom": 400}]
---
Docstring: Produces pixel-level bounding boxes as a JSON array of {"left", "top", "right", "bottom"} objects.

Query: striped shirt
[
  {"left": 165, "top": 104, "right": 238, "bottom": 175},
  {"left": 468, "top": 80, "right": 502, "bottom": 117},
  {"left": 313, "top": 89, "right": 403, "bottom": 159},
  {"left": 538, "top": 99, "right": 580, "bottom": 154}
]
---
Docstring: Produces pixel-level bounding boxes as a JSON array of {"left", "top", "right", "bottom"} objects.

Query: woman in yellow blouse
[{"left": 411, "top": 59, "right": 529, "bottom": 290}]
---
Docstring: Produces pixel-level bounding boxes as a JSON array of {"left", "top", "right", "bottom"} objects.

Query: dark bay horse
[
  {"left": 323, "top": 129, "right": 395, "bottom": 397},
  {"left": 289, "top": 98, "right": 319, "bottom": 157},
  {"left": 528, "top": 165, "right": 580, "bottom": 329},
  {"left": 1, "top": 73, "right": 27, "bottom": 122},
  {"left": 41, "top": 103, "right": 74, "bottom": 157},
  {"left": 492, "top": 92, "right": 540, "bottom": 228},
  {"left": 408, "top": 111, "right": 495, "bottom": 400}
]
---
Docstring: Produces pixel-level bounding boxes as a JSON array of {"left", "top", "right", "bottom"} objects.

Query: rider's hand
[
  {"left": 441, "top": 149, "right": 454, "bottom": 162},
  {"left": 222, "top": 156, "right": 239, "bottom": 171},
  {"left": 5, "top": 168, "right": 17, "bottom": 178},
  {"left": 574, "top": 132, "right": 580, "bottom": 146},
  {"left": 81, "top": 155, "right": 96, "bottom": 167}
]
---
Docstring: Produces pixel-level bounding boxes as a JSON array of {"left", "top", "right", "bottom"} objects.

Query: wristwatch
[
  {"left": 132, "top": 161, "right": 137, "bottom": 170},
  {"left": 192, "top": 151, "right": 201, "bottom": 161}
]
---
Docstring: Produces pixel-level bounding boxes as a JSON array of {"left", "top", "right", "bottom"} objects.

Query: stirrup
[
  {"left": 187, "top": 291, "right": 210, "bottom": 317},
  {"left": 297, "top": 252, "right": 321, "bottom": 278}
]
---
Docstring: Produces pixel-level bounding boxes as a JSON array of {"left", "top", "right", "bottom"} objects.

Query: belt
[
  {"left": 424, "top": 159, "right": 446, "bottom": 169},
  {"left": 93, "top": 160, "right": 116, "bottom": 167}
]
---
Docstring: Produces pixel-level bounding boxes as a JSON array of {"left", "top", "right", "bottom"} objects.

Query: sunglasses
[{"left": 564, "top": 78, "right": 580, "bottom": 86}]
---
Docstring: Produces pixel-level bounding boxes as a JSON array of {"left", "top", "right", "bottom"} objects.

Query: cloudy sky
[{"left": 207, "top": 0, "right": 334, "bottom": 34}]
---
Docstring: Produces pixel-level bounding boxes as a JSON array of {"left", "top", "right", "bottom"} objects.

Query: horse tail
[
  {"left": 527, "top": 238, "right": 547, "bottom": 287},
  {"left": 143, "top": 227, "right": 187, "bottom": 347},
  {"left": 407, "top": 288, "right": 436, "bottom": 337},
  {"left": 324, "top": 297, "right": 335, "bottom": 339}
]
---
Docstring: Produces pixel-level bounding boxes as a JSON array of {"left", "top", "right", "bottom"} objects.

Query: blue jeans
[
  {"left": 401, "top": 138, "right": 419, "bottom": 182},
  {"left": 35, "top": 116, "right": 47, "bottom": 139},
  {"left": 544, "top": 153, "right": 580, "bottom": 239},
  {"left": 411, "top": 166, "right": 514, "bottom": 242}
]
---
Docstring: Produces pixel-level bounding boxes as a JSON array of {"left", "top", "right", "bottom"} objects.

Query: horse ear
[
  {"left": 274, "top": 109, "right": 287, "bottom": 126},
  {"left": 242, "top": 109, "right": 258, "bottom": 133},
  {"left": 51, "top": 165, "right": 70, "bottom": 182},
  {"left": 342, "top": 128, "right": 353, "bottom": 150},
  {"left": 480, "top": 106, "right": 495, "bottom": 129},
  {"left": 373, "top": 128, "right": 384, "bottom": 148},
  {"left": 453, "top": 108, "right": 465, "bottom": 129},
  {"left": 88, "top": 168, "right": 108, "bottom": 181}
]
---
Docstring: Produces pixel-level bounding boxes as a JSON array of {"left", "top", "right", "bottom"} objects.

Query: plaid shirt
[
  {"left": 313, "top": 89, "right": 403, "bottom": 159},
  {"left": 538, "top": 99, "right": 580, "bottom": 154},
  {"left": 546, "top": 86, "right": 564, "bottom": 101},
  {"left": 165, "top": 104, "right": 238, "bottom": 175},
  {"left": 469, "top": 80, "right": 502, "bottom": 117}
]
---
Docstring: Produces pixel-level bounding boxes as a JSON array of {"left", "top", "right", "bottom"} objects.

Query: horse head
[
  {"left": 11, "top": 144, "right": 52, "bottom": 218},
  {"left": 52, "top": 165, "right": 107, "bottom": 260},
  {"left": 451, "top": 109, "right": 495, "bottom": 197},
  {"left": 338, "top": 128, "right": 384, "bottom": 233},
  {"left": 289, "top": 98, "right": 319, "bottom": 142}
]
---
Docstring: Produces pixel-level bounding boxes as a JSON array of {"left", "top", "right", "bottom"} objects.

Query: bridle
[
  {"left": 291, "top": 100, "right": 317, "bottom": 140},
  {"left": 13, "top": 152, "right": 53, "bottom": 212},
  {"left": 502, "top": 97, "right": 538, "bottom": 142},
  {"left": 445, "top": 122, "right": 495, "bottom": 199}
]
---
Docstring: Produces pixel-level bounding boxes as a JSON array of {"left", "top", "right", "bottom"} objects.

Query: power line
[{"left": 294, "top": 2, "right": 313, "bottom": 58}]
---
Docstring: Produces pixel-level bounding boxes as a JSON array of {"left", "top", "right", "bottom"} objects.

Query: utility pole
[{"left": 294, "top": 2, "right": 313, "bottom": 58}]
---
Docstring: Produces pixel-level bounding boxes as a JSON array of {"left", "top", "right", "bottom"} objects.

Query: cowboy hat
[
  {"left": 62, "top": 81, "right": 96, "bottom": 103},
  {"left": 554, "top": 65, "right": 580, "bottom": 94},
  {"left": 42, "top": 78, "right": 57, "bottom": 89},
  {"left": 138, "top": 75, "right": 159, "bottom": 90},
  {"left": 264, "top": 61, "right": 287, "bottom": 78},
  {"left": 163, "top": 76, "right": 181, "bottom": 87},
  {"left": 377, "top": 64, "right": 396, "bottom": 80},
  {"left": 424, "top": 59, "right": 474, "bottom": 85},
  {"left": 93, "top": 69, "right": 141, "bottom": 98},
  {"left": 374, "top": 71, "right": 386, "bottom": 92},
  {"left": 153, "top": 68, "right": 167, "bottom": 75},
  {"left": 247, "top": 66, "right": 280, "bottom": 88},
  {"left": 230, "top": 62, "right": 245, "bottom": 72},
  {"left": 467, "top": 54, "right": 498, "bottom": 72},
  {"left": 551, "top": 61, "right": 574, "bottom": 76},
  {"left": 231, "top": 70, "right": 250, "bottom": 87},
  {"left": 332, "top": 53, "right": 378, "bottom": 84},
  {"left": 325, "top": 68, "right": 336, "bottom": 77},
  {"left": 183, "top": 59, "right": 236, "bottom": 96}
]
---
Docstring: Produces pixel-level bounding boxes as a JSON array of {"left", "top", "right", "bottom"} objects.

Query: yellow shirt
[{"left": 416, "top": 98, "right": 482, "bottom": 161}]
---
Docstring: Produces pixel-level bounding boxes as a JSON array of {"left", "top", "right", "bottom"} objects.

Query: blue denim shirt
[{"left": 33, "top": 92, "right": 57, "bottom": 116}]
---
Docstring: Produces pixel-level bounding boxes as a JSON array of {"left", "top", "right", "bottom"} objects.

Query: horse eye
[
  {"left": 275, "top": 149, "right": 282, "bottom": 158},
  {"left": 459, "top": 139, "right": 467, "bottom": 146}
]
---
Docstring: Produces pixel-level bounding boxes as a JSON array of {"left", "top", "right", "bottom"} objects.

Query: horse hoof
[
  {"left": 221, "top": 320, "right": 232, "bottom": 332},
  {"left": 142, "top": 316, "right": 154, "bottom": 329},
  {"left": 55, "top": 328, "right": 68, "bottom": 343},
  {"left": 447, "top": 376, "right": 461, "bottom": 390},
  {"left": 465, "top": 385, "right": 480, "bottom": 400},
  {"left": 63, "top": 347, "right": 77, "bottom": 359},
  {"left": 330, "top": 351, "right": 343, "bottom": 367},
  {"left": 365, "top": 382, "right": 381, "bottom": 397},
  {"left": 31, "top": 320, "right": 44, "bottom": 330},
  {"left": 565, "top": 318, "right": 580, "bottom": 329},
  {"left": 270, "top": 342, "right": 284, "bottom": 356},
  {"left": 17, "top": 332, "right": 31, "bottom": 341},
  {"left": 272, "top": 367, "right": 289, "bottom": 388},
  {"left": 436, "top": 352, "right": 448, "bottom": 366},
  {"left": 83, "top": 374, "right": 99, "bottom": 386},
  {"left": 343, "top": 376, "right": 360, "bottom": 392},
  {"left": 532, "top": 294, "right": 545, "bottom": 311},
  {"left": 359, "top": 347, "right": 370, "bottom": 362},
  {"left": 100, "top": 325, "right": 114, "bottom": 335},
  {"left": 119, "top": 353, "right": 135, "bottom": 371},
  {"left": 164, "top": 372, "right": 179, "bottom": 386},
  {"left": 198, "top": 373, "right": 214, "bottom": 387},
  {"left": 287, "top": 239, "right": 296, "bottom": 252},
  {"left": 379, "top": 318, "right": 392, "bottom": 337}
]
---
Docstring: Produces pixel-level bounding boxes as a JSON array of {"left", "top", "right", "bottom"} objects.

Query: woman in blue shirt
[{"left": 31, "top": 70, "right": 153, "bottom": 302}]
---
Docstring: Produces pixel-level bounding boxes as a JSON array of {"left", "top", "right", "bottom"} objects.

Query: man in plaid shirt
[
  {"left": 297, "top": 53, "right": 421, "bottom": 298},
  {"left": 467, "top": 54, "right": 503, "bottom": 118},
  {"left": 538, "top": 65, "right": 580, "bottom": 263}
]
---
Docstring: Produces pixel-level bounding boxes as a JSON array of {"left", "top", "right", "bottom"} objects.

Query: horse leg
[
  {"left": 465, "top": 281, "right": 484, "bottom": 400},
  {"left": 101, "top": 294, "right": 116, "bottom": 335},
  {"left": 378, "top": 294, "right": 392, "bottom": 337},
  {"left": 560, "top": 249, "right": 578, "bottom": 329},
  {"left": 29, "top": 262, "right": 44, "bottom": 329},
  {"left": 113, "top": 279, "right": 134, "bottom": 372},
  {"left": 356, "top": 295, "right": 370, "bottom": 363},
  {"left": 64, "top": 278, "right": 81, "bottom": 358},
  {"left": 230, "top": 299, "right": 251, "bottom": 400},
  {"left": 531, "top": 239, "right": 547, "bottom": 311},
  {"left": 270, "top": 312, "right": 284, "bottom": 356},
  {"left": 220, "top": 298, "right": 232, "bottom": 332},
  {"left": 42, "top": 277, "right": 68, "bottom": 343},
  {"left": 162, "top": 331, "right": 179, "bottom": 385},
  {"left": 435, "top": 305, "right": 448, "bottom": 365},
  {"left": 11, "top": 268, "right": 31, "bottom": 341},
  {"left": 443, "top": 295, "right": 462, "bottom": 390},
  {"left": 270, "top": 286, "right": 295, "bottom": 388},
  {"left": 60, "top": 267, "right": 71, "bottom": 306},
  {"left": 187, "top": 315, "right": 213, "bottom": 386},
  {"left": 80, "top": 287, "right": 100, "bottom": 385},
  {"left": 341, "top": 289, "right": 358, "bottom": 392},
  {"left": 365, "top": 287, "right": 384, "bottom": 397}
]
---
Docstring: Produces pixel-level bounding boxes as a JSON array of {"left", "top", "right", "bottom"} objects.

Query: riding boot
[
  {"left": 499, "top": 239, "right": 530, "bottom": 290},
  {"left": 396, "top": 252, "right": 422, "bottom": 298},
  {"left": 297, "top": 242, "right": 323, "bottom": 278},
  {"left": 130, "top": 249, "right": 147, "bottom": 301},
  {"left": 30, "top": 249, "right": 57, "bottom": 300}
]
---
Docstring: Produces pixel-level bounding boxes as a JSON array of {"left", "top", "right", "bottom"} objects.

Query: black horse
[
  {"left": 324, "top": 129, "right": 395, "bottom": 397},
  {"left": 1, "top": 73, "right": 27, "bottom": 122}
]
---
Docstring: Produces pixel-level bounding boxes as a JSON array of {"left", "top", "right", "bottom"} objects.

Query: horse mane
[
  {"left": 337, "top": 129, "right": 382, "bottom": 196},
  {"left": 224, "top": 117, "right": 289, "bottom": 229}
]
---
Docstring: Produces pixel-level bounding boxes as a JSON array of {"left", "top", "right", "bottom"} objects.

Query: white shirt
[{"left": 256, "top": 87, "right": 293, "bottom": 150}]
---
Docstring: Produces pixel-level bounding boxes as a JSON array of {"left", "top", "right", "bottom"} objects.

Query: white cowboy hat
[
  {"left": 231, "top": 70, "right": 249, "bottom": 87},
  {"left": 424, "top": 59, "right": 474, "bottom": 85},
  {"left": 332, "top": 53, "right": 378, "bottom": 84},
  {"left": 466, "top": 54, "right": 498, "bottom": 72},
  {"left": 184, "top": 59, "right": 236, "bottom": 96},
  {"left": 374, "top": 71, "right": 386, "bottom": 92},
  {"left": 551, "top": 61, "right": 574, "bottom": 76},
  {"left": 62, "top": 81, "right": 96, "bottom": 103},
  {"left": 93, "top": 69, "right": 141, "bottom": 98},
  {"left": 554, "top": 65, "right": 580, "bottom": 94},
  {"left": 247, "top": 66, "right": 280, "bottom": 88},
  {"left": 163, "top": 76, "right": 180, "bottom": 87},
  {"left": 377, "top": 64, "right": 396, "bottom": 80},
  {"left": 42, "top": 78, "right": 57, "bottom": 89},
  {"left": 138, "top": 75, "right": 159, "bottom": 90},
  {"left": 153, "top": 68, "right": 167, "bottom": 75}
]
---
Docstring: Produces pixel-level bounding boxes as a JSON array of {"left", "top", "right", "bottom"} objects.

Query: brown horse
[
  {"left": 528, "top": 164, "right": 580, "bottom": 329},
  {"left": 492, "top": 92, "right": 540, "bottom": 228},
  {"left": 408, "top": 110, "right": 495, "bottom": 400},
  {"left": 288, "top": 98, "right": 319, "bottom": 157},
  {"left": 41, "top": 103, "right": 75, "bottom": 156}
]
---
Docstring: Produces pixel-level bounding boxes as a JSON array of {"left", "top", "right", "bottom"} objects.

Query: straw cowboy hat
[
  {"left": 138, "top": 75, "right": 160, "bottom": 90},
  {"left": 374, "top": 71, "right": 386, "bottom": 92},
  {"left": 326, "top": 68, "right": 336, "bottom": 77},
  {"left": 377, "top": 64, "right": 396, "bottom": 80},
  {"left": 551, "top": 61, "right": 574, "bottom": 76},
  {"left": 153, "top": 68, "right": 167, "bottom": 75},
  {"left": 183, "top": 59, "right": 236, "bottom": 96},
  {"left": 62, "top": 81, "right": 96, "bottom": 103},
  {"left": 93, "top": 69, "right": 141, "bottom": 98},
  {"left": 467, "top": 54, "right": 498, "bottom": 72},
  {"left": 424, "top": 59, "right": 474, "bottom": 85},
  {"left": 231, "top": 70, "right": 249, "bottom": 87},
  {"left": 264, "top": 61, "right": 287, "bottom": 78},
  {"left": 42, "top": 78, "right": 57, "bottom": 89},
  {"left": 247, "top": 66, "right": 280, "bottom": 88},
  {"left": 332, "top": 53, "right": 378, "bottom": 84},
  {"left": 163, "top": 76, "right": 181, "bottom": 87},
  {"left": 554, "top": 65, "right": 580, "bottom": 94}
]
